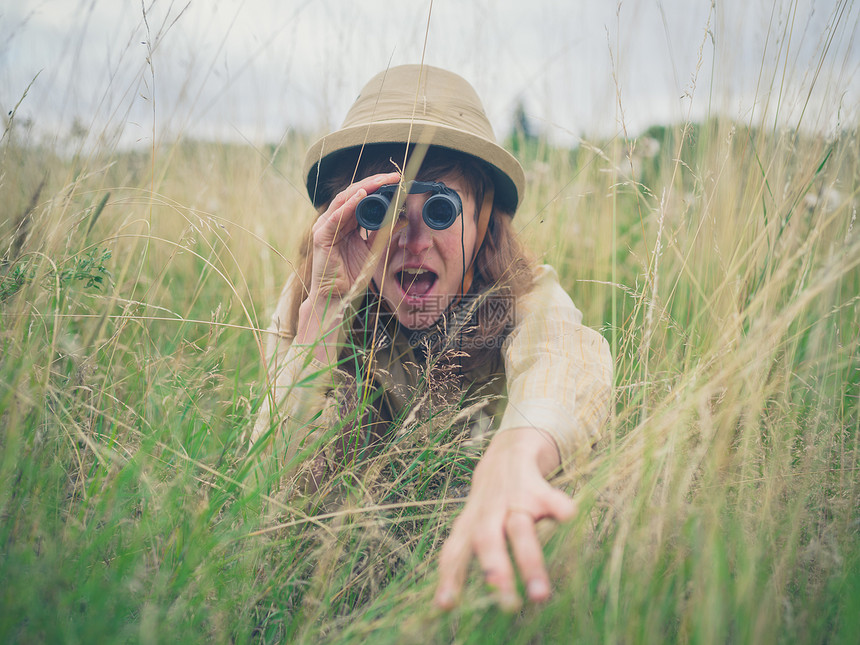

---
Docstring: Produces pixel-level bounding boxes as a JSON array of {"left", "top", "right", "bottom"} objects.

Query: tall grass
[{"left": 2, "top": 8, "right": 859, "bottom": 645}]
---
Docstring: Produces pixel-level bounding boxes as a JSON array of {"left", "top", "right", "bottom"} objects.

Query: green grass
[{"left": 2, "top": 31, "right": 859, "bottom": 645}]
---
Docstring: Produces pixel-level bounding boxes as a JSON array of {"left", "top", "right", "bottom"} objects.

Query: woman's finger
[
  {"left": 325, "top": 171, "right": 401, "bottom": 216},
  {"left": 434, "top": 521, "right": 472, "bottom": 609},
  {"left": 354, "top": 170, "right": 401, "bottom": 193},
  {"left": 537, "top": 484, "right": 576, "bottom": 522},
  {"left": 313, "top": 191, "right": 368, "bottom": 250},
  {"left": 505, "top": 510, "right": 551, "bottom": 602},
  {"left": 323, "top": 189, "right": 366, "bottom": 241},
  {"left": 473, "top": 525, "right": 520, "bottom": 611},
  {"left": 316, "top": 171, "right": 401, "bottom": 241}
]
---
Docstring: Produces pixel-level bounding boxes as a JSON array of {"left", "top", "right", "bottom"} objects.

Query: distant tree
[
  {"left": 512, "top": 98, "right": 534, "bottom": 141},
  {"left": 70, "top": 117, "right": 88, "bottom": 140},
  {"left": 509, "top": 98, "right": 540, "bottom": 159}
]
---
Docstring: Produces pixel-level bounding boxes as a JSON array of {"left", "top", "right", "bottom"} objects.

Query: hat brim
[{"left": 303, "top": 120, "right": 525, "bottom": 214}]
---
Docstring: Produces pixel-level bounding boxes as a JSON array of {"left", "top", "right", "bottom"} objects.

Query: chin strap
[{"left": 454, "top": 182, "right": 494, "bottom": 303}]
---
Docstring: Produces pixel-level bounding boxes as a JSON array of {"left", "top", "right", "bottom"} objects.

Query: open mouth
[{"left": 396, "top": 267, "right": 438, "bottom": 301}]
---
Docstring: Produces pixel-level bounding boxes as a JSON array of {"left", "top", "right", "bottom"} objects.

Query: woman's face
[{"left": 370, "top": 173, "right": 478, "bottom": 330}]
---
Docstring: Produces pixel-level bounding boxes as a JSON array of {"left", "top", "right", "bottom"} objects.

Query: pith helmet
[{"left": 302, "top": 64, "right": 525, "bottom": 214}]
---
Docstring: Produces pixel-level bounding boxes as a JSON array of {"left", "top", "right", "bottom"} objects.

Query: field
[{"left": 2, "top": 6, "right": 859, "bottom": 645}]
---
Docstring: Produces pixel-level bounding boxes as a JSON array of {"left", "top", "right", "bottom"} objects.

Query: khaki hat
[{"left": 302, "top": 64, "right": 525, "bottom": 214}]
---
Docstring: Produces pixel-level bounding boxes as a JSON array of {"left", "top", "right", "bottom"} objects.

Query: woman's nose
[{"left": 397, "top": 197, "right": 432, "bottom": 254}]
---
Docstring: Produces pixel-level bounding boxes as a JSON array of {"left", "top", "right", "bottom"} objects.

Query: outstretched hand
[{"left": 434, "top": 427, "right": 575, "bottom": 611}]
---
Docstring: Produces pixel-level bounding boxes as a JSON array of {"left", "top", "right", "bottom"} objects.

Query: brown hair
[{"left": 286, "top": 144, "right": 536, "bottom": 373}]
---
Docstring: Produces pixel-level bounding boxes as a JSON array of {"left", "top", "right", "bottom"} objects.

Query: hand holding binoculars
[{"left": 355, "top": 181, "right": 463, "bottom": 231}]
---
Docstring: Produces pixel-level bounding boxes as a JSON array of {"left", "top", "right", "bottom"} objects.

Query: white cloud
[{"left": 2, "top": 0, "right": 857, "bottom": 150}]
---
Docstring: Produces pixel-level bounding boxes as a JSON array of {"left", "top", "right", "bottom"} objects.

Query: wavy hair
[{"left": 285, "top": 144, "right": 536, "bottom": 374}]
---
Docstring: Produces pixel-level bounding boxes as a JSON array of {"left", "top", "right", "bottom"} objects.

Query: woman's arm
[
  {"left": 434, "top": 426, "right": 574, "bottom": 610},
  {"left": 251, "top": 172, "right": 402, "bottom": 473},
  {"left": 292, "top": 170, "right": 402, "bottom": 365},
  {"left": 249, "top": 276, "right": 340, "bottom": 461},
  {"left": 435, "top": 265, "right": 614, "bottom": 609}
]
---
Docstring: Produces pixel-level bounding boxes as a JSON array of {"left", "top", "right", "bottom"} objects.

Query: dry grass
[{"left": 1, "top": 3, "right": 859, "bottom": 644}]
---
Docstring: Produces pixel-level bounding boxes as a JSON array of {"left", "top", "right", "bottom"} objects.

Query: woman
[{"left": 252, "top": 64, "right": 613, "bottom": 610}]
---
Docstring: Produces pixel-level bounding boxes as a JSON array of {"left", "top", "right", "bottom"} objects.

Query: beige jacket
[{"left": 252, "top": 265, "right": 613, "bottom": 472}]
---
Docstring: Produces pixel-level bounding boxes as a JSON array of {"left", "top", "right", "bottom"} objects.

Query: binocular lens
[
  {"left": 423, "top": 194, "right": 458, "bottom": 230},
  {"left": 355, "top": 194, "right": 389, "bottom": 230}
]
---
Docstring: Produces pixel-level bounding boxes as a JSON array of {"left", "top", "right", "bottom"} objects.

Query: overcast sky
[{"left": 2, "top": 0, "right": 858, "bottom": 150}]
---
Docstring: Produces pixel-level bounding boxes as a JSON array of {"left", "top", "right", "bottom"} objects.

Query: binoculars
[{"left": 355, "top": 181, "right": 463, "bottom": 231}]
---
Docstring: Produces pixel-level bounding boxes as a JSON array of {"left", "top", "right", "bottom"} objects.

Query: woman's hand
[
  {"left": 434, "top": 427, "right": 575, "bottom": 611},
  {"left": 307, "top": 171, "right": 401, "bottom": 303},
  {"left": 297, "top": 171, "right": 401, "bottom": 362}
]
